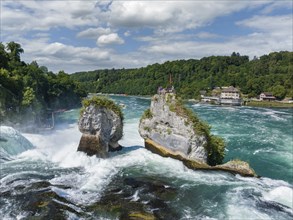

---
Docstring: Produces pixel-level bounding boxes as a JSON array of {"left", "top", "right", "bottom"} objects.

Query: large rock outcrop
[
  {"left": 78, "top": 96, "right": 123, "bottom": 157},
  {"left": 139, "top": 94, "right": 257, "bottom": 177},
  {"left": 139, "top": 93, "right": 210, "bottom": 163}
]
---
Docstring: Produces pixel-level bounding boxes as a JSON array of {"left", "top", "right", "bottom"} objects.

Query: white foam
[
  {"left": 0, "top": 126, "right": 34, "bottom": 158},
  {"left": 15, "top": 121, "right": 243, "bottom": 205},
  {"left": 129, "top": 190, "right": 140, "bottom": 202},
  {"left": 21, "top": 124, "right": 82, "bottom": 164},
  {"left": 264, "top": 186, "right": 293, "bottom": 209},
  {"left": 253, "top": 148, "right": 274, "bottom": 155},
  {"left": 226, "top": 186, "right": 272, "bottom": 220},
  {"left": 0, "top": 170, "right": 48, "bottom": 189},
  {"left": 119, "top": 119, "right": 144, "bottom": 147}
]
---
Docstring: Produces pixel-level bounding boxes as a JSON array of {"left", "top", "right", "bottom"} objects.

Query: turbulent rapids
[{"left": 1, "top": 96, "right": 292, "bottom": 219}]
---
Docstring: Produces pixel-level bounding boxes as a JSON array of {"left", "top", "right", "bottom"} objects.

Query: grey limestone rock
[
  {"left": 78, "top": 104, "right": 123, "bottom": 157},
  {"left": 139, "top": 94, "right": 208, "bottom": 163}
]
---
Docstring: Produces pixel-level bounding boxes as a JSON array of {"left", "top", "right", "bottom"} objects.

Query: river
[{"left": 1, "top": 95, "right": 292, "bottom": 219}]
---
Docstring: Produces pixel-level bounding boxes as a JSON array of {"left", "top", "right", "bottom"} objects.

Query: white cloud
[
  {"left": 15, "top": 38, "right": 112, "bottom": 72},
  {"left": 1, "top": 1, "right": 100, "bottom": 35},
  {"left": 236, "top": 14, "right": 292, "bottom": 51},
  {"left": 140, "top": 26, "right": 291, "bottom": 61},
  {"left": 97, "top": 33, "right": 124, "bottom": 46},
  {"left": 137, "top": 13, "right": 292, "bottom": 61},
  {"left": 76, "top": 27, "right": 112, "bottom": 39},
  {"left": 261, "top": 1, "right": 292, "bottom": 14},
  {"left": 237, "top": 15, "right": 292, "bottom": 35},
  {"left": 124, "top": 31, "right": 131, "bottom": 37},
  {"left": 196, "top": 32, "right": 219, "bottom": 39},
  {"left": 1, "top": 0, "right": 292, "bottom": 73},
  {"left": 102, "top": 1, "right": 272, "bottom": 33}
]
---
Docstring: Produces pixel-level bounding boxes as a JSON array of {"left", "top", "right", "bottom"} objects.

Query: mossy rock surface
[
  {"left": 139, "top": 94, "right": 226, "bottom": 166},
  {"left": 81, "top": 96, "right": 124, "bottom": 121},
  {"left": 167, "top": 95, "right": 226, "bottom": 165},
  {"left": 127, "top": 212, "right": 156, "bottom": 220},
  {"left": 145, "top": 139, "right": 257, "bottom": 177},
  {"left": 78, "top": 95, "right": 124, "bottom": 156}
]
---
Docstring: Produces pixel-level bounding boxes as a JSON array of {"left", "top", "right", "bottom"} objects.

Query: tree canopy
[
  {"left": 0, "top": 42, "right": 87, "bottom": 125},
  {"left": 71, "top": 51, "right": 293, "bottom": 99}
]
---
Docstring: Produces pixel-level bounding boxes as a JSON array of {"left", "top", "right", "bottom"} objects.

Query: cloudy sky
[{"left": 1, "top": 0, "right": 292, "bottom": 73}]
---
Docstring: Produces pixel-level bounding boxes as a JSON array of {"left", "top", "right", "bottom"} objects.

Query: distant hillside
[{"left": 71, "top": 51, "right": 293, "bottom": 99}]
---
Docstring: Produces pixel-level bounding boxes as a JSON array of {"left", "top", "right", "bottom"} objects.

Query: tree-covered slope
[
  {"left": 0, "top": 42, "right": 87, "bottom": 124},
  {"left": 71, "top": 51, "right": 293, "bottom": 99}
]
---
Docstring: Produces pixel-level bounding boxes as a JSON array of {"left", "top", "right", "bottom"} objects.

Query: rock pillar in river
[
  {"left": 139, "top": 93, "right": 257, "bottom": 177},
  {"left": 139, "top": 93, "right": 209, "bottom": 163},
  {"left": 78, "top": 96, "right": 123, "bottom": 157}
]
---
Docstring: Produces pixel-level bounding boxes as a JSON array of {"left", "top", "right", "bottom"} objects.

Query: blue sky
[{"left": 1, "top": 0, "right": 292, "bottom": 73}]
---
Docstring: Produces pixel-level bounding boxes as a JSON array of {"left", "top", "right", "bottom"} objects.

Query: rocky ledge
[
  {"left": 140, "top": 94, "right": 257, "bottom": 177},
  {"left": 145, "top": 139, "right": 256, "bottom": 177},
  {"left": 77, "top": 96, "right": 123, "bottom": 157}
]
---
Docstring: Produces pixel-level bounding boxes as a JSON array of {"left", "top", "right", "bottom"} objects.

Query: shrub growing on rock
[
  {"left": 81, "top": 96, "right": 124, "bottom": 121},
  {"left": 78, "top": 96, "right": 124, "bottom": 156},
  {"left": 168, "top": 97, "right": 225, "bottom": 165}
]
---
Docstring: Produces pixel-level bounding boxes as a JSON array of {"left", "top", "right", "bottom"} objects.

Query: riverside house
[
  {"left": 220, "top": 86, "right": 242, "bottom": 106},
  {"left": 259, "top": 92, "right": 276, "bottom": 101}
]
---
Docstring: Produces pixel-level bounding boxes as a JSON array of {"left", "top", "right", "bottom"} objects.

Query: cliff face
[
  {"left": 139, "top": 93, "right": 208, "bottom": 163},
  {"left": 78, "top": 97, "right": 123, "bottom": 157}
]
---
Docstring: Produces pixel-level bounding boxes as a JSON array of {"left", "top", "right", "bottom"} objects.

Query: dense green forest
[
  {"left": 71, "top": 51, "right": 293, "bottom": 99},
  {"left": 0, "top": 42, "right": 86, "bottom": 125},
  {"left": 1, "top": 41, "right": 291, "bottom": 125}
]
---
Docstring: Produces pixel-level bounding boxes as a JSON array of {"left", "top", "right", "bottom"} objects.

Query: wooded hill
[
  {"left": 0, "top": 42, "right": 86, "bottom": 124},
  {"left": 71, "top": 51, "right": 293, "bottom": 99}
]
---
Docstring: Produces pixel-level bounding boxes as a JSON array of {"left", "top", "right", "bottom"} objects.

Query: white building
[
  {"left": 259, "top": 92, "right": 276, "bottom": 101},
  {"left": 220, "top": 86, "right": 241, "bottom": 105},
  {"left": 220, "top": 86, "right": 240, "bottom": 99}
]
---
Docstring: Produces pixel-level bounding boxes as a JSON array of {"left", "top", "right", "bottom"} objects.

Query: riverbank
[
  {"left": 87, "top": 94, "right": 293, "bottom": 109},
  {"left": 187, "top": 99, "right": 293, "bottom": 108},
  {"left": 245, "top": 100, "right": 293, "bottom": 108},
  {"left": 88, "top": 93, "right": 151, "bottom": 99}
]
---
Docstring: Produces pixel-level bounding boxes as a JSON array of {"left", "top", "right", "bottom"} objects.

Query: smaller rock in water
[{"left": 77, "top": 96, "right": 123, "bottom": 157}]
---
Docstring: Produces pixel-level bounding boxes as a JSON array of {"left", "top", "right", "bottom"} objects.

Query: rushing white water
[
  {"left": 1, "top": 96, "right": 292, "bottom": 219},
  {"left": 0, "top": 126, "right": 34, "bottom": 162}
]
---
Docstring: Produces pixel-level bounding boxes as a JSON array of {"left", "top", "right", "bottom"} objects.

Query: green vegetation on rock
[
  {"left": 81, "top": 96, "right": 124, "bottom": 121},
  {"left": 140, "top": 108, "right": 153, "bottom": 121},
  {"left": 168, "top": 96, "right": 225, "bottom": 165},
  {"left": 206, "top": 135, "right": 225, "bottom": 166}
]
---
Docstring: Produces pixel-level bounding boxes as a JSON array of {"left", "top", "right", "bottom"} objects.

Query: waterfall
[{"left": 0, "top": 126, "right": 34, "bottom": 161}]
